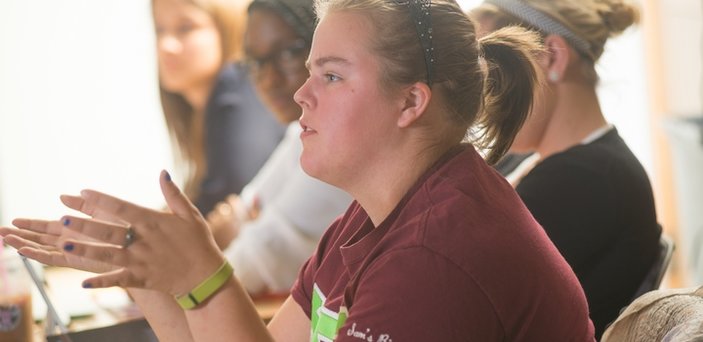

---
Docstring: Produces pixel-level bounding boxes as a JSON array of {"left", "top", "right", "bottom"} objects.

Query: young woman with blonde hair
[{"left": 3, "top": 0, "right": 595, "bottom": 340}]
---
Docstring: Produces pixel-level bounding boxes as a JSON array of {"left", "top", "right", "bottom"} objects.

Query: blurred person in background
[
  {"left": 154, "top": 0, "right": 284, "bottom": 215},
  {"left": 204, "top": 0, "right": 351, "bottom": 295},
  {"left": 471, "top": 0, "right": 661, "bottom": 337}
]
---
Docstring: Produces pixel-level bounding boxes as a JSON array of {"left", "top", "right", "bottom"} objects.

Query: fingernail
[
  {"left": 17, "top": 251, "right": 24, "bottom": 257},
  {"left": 62, "top": 217, "right": 71, "bottom": 226},
  {"left": 82, "top": 282, "right": 92, "bottom": 288},
  {"left": 63, "top": 243, "right": 74, "bottom": 252},
  {"left": 164, "top": 170, "right": 172, "bottom": 182}
]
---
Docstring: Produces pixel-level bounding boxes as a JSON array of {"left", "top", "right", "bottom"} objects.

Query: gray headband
[{"left": 484, "top": 0, "right": 592, "bottom": 58}]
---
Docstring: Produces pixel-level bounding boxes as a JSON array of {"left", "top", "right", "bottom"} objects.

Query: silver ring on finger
[{"left": 122, "top": 226, "right": 136, "bottom": 249}]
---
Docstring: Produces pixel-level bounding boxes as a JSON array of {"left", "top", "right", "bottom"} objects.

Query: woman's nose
[
  {"left": 293, "top": 77, "right": 312, "bottom": 109},
  {"left": 157, "top": 34, "right": 181, "bottom": 55}
]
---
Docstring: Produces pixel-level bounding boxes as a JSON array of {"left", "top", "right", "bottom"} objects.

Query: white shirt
[{"left": 225, "top": 121, "right": 352, "bottom": 293}]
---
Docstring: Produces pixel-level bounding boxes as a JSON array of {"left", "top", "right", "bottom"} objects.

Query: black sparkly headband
[{"left": 395, "top": 0, "right": 434, "bottom": 86}]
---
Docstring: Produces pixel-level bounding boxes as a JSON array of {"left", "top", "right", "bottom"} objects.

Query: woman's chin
[
  {"left": 300, "top": 154, "right": 335, "bottom": 186},
  {"left": 299, "top": 154, "right": 319, "bottom": 177}
]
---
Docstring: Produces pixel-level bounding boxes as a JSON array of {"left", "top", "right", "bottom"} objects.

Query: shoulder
[
  {"left": 519, "top": 128, "right": 649, "bottom": 199},
  {"left": 210, "top": 63, "right": 249, "bottom": 99},
  {"left": 405, "top": 147, "right": 536, "bottom": 247},
  {"left": 385, "top": 147, "right": 553, "bottom": 288},
  {"left": 206, "top": 63, "right": 264, "bottom": 116},
  {"left": 537, "top": 128, "right": 643, "bottom": 176}
]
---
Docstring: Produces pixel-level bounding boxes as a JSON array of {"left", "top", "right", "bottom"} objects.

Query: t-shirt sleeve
[
  {"left": 335, "top": 248, "right": 504, "bottom": 341},
  {"left": 516, "top": 159, "right": 617, "bottom": 271}
]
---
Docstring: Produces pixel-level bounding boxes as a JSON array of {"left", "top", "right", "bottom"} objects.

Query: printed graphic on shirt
[
  {"left": 311, "top": 284, "right": 347, "bottom": 342},
  {"left": 310, "top": 284, "right": 393, "bottom": 342}
]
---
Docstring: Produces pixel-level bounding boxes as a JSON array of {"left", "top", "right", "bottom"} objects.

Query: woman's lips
[{"left": 300, "top": 121, "right": 316, "bottom": 139}]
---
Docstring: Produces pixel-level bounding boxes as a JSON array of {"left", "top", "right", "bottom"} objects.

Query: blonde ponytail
[{"left": 474, "top": 27, "right": 544, "bottom": 165}]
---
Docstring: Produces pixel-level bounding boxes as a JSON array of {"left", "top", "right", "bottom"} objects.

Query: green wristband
[{"left": 175, "top": 260, "right": 233, "bottom": 310}]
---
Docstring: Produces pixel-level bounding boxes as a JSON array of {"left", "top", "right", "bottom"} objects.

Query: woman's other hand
[
  {"left": 206, "top": 194, "right": 243, "bottom": 249},
  {"left": 206, "top": 193, "right": 262, "bottom": 249}
]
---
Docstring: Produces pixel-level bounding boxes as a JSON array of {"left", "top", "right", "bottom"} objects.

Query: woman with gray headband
[{"left": 471, "top": 0, "right": 660, "bottom": 338}]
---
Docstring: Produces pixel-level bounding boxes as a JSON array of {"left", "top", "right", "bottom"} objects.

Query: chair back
[{"left": 632, "top": 232, "right": 675, "bottom": 301}]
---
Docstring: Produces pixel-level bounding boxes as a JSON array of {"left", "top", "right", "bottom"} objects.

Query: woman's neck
[
  {"left": 181, "top": 76, "right": 217, "bottom": 114},
  {"left": 350, "top": 139, "right": 456, "bottom": 227},
  {"left": 536, "top": 82, "right": 607, "bottom": 159}
]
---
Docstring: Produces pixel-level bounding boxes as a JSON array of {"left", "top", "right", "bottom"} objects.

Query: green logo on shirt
[
  {"left": 311, "top": 284, "right": 348, "bottom": 341},
  {"left": 310, "top": 284, "right": 394, "bottom": 342}
]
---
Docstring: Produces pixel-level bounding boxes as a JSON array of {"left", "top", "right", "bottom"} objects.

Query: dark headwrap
[{"left": 248, "top": 0, "right": 316, "bottom": 45}]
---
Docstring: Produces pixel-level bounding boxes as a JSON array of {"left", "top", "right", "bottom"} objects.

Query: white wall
[
  {"left": 597, "top": 28, "right": 654, "bottom": 174},
  {"left": 655, "top": 0, "right": 703, "bottom": 286},
  {"left": 0, "top": 0, "right": 654, "bottom": 225},
  {"left": 0, "top": 1, "right": 173, "bottom": 225},
  {"left": 658, "top": 0, "right": 702, "bottom": 116}
]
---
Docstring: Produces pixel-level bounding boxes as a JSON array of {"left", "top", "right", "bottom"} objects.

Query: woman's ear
[
  {"left": 543, "top": 34, "right": 572, "bottom": 83},
  {"left": 397, "top": 82, "right": 432, "bottom": 128}
]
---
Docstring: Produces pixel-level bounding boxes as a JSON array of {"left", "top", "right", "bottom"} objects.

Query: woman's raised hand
[
  {"left": 0, "top": 216, "right": 117, "bottom": 274},
  {"left": 4, "top": 171, "right": 226, "bottom": 297},
  {"left": 58, "top": 170, "right": 225, "bottom": 296}
]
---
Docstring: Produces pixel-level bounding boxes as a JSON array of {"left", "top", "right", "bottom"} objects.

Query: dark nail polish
[
  {"left": 62, "top": 217, "right": 71, "bottom": 226},
  {"left": 165, "top": 171, "right": 172, "bottom": 182},
  {"left": 63, "top": 243, "right": 74, "bottom": 252},
  {"left": 82, "top": 282, "right": 92, "bottom": 288}
]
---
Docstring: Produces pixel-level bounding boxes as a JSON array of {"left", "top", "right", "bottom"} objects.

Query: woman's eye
[
  {"left": 177, "top": 23, "right": 194, "bottom": 34},
  {"left": 324, "top": 74, "right": 341, "bottom": 82}
]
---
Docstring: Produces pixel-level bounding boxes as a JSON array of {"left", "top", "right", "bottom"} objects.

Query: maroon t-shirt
[{"left": 292, "top": 146, "right": 595, "bottom": 341}]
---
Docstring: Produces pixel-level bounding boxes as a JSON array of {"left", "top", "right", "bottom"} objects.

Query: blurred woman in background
[
  {"left": 154, "top": 0, "right": 284, "bottom": 215},
  {"left": 471, "top": 0, "right": 661, "bottom": 337},
  {"left": 203, "top": 0, "right": 352, "bottom": 295}
]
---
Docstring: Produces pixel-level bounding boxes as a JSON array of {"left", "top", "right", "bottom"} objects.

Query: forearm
[
  {"left": 184, "top": 277, "right": 273, "bottom": 342},
  {"left": 129, "top": 278, "right": 273, "bottom": 342},
  {"left": 127, "top": 288, "right": 194, "bottom": 342}
]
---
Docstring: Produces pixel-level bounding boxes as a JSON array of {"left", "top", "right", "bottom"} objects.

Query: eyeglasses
[{"left": 244, "top": 39, "right": 309, "bottom": 79}]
